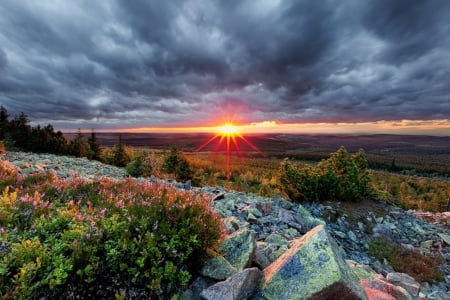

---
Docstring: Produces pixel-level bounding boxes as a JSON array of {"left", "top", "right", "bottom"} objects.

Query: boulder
[
  {"left": 361, "top": 278, "right": 412, "bottom": 300},
  {"left": 437, "top": 233, "right": 450, "bottom": 245},
  {"left": 261, "top": 225, "right": 367, "bottom": 300},
  {"left": 183, "top": 276, "right": 216, "bottom": 300},
  {"left": 199, "top": 256, "right": 237, "bottom": 280},
  {"left": 200, "top": 268, "right": 263, "bottom": 300},
  {"left": 219, "top": 229, "right": 257, "bottom": 271},
  {"left": 386, "top": 272, "right": 420, "bottom": 296}
]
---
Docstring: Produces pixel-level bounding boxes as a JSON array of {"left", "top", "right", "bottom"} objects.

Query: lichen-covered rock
[
  {"left": 199, "top": 256, "right": 237, "bottom": 280},
  {"left": 261, "top": 225, "right": 367, "bottom": 300},
  {"left": 219, "top": 229, "right": 256, "bottom": 271},
  {"left": 347, "top": 260, "right": 381, "bottom": 281},
  {"left": 200, "top": 268, "right": 263, "bottom": 300}
]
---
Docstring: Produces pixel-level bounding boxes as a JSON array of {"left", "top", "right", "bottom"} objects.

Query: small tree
[
  {"left": 69, "top": 129, "right": 90, "bottom": 157},
  {"left": 163, "top": 147, "right": 192, "bottom": 181},
  {"left": 126, "top": 153, "right": 153, "bottom": 177},
  {"left": 87, "top": 129, "right": 101, "bottom": 160},
  {"left": 112, "top": 135, "right": 131, "bottom": 167}
]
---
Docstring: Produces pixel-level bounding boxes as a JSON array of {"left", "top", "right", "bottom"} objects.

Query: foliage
[
  {"left": 370, "top": 170, "right": 450, "bottom": 212},
  {"left": 126, "top": 152, "right": 153, "bottom": 178},
  {"left": 368, "top": 236, "right": 444, "bottom": 283},
  {"left": 279, "top": 147, "right": 372, "bottom": 202},
  {"left": 68, "top": 129, "right": 90, "bottom": 158},
  {"left": 111, "top": 135, "right": 132, "bottom": 167},
  {"left": 0, "top": 163, "right": 222, "bottom": 299},
  {"left": 87, "top": 130, "right": 101, "bottom": 161},
  {"left": 0, "top": 106, "right": 68, "bottom": 155},
  {"left": 163, "top": 148, "right": 193, "bottom": 181}
]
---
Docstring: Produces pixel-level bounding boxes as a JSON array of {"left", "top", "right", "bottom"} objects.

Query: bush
[
  {"left": 368, "top": 236, "right": 444, "bottom": 283},
  {"left": 279, "top": 147, "right": 371, "bottom": 202},
  {"left": 163, "top": 148, "right": 192, "bottom": 181},
  {"left": 126, "top": 153, "right": 153, "bottom": 178},
  {"left": 0, "top": 170, "right": 222, "bottom": 299}
]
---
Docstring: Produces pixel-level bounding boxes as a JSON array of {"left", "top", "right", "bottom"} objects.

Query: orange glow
[
  {"left": 107, "top": 118, "right": 449, "bottom": 136},
  {"left": 217, "top": 123, "right": 240, "bottom": 136},
  {"left": 197, "top": 122, "right": 265, "bottom": 179}
]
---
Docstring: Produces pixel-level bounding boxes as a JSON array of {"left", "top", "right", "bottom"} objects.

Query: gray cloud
[{"left": 0, "top": 0, "right": 449, "bottom": 130}]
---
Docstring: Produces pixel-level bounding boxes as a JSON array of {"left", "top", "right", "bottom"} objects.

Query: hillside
[{"left": 1, "top": 152, "right": 449, "bottom": 299}]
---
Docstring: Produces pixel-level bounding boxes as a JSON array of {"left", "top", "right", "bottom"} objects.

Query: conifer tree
[{"left": 87, "top": 129, "right": 101, "bottom": 160}]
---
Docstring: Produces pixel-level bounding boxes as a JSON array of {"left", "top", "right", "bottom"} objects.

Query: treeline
[{"left": 0, "top": 106, "right": 130, "bottom": 167}]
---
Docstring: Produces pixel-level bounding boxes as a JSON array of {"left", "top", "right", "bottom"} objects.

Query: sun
[
  {"left": 217, "top": 123, "right": 240, "bottom": 136},
  {"left": 197, "top": 121, "right": 265, "bottom": 179}
]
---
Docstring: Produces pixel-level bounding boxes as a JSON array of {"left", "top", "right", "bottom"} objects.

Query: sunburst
[{"left": 197, "top": 122, "right": 264, "bottom": 179}]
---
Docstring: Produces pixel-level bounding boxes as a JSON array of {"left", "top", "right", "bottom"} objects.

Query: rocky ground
[{"left": 4, "top": 152, "right": 450, "bottom": 299}]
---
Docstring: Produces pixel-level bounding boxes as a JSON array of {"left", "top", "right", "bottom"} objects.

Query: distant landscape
[{"left": 67, "top": 132, "right": 450, "bottom": 178}]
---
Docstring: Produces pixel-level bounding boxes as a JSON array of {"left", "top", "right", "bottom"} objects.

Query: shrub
[
  {"left": 279, "top": 147, "right": 372, "bottom": 202},
  {"left": 163, "top": 148, "right": 192, "bottom": 181},
  {"left": 0, "top": 170, "right": 222, "bottom": 298},
  {"left": 126, "top": 153, "right": 153, "bottom": 177},
  {"left": 368, "top": 236, "right": 444, "bottom": 283}
]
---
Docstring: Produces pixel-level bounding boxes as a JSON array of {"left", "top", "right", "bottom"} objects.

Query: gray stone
[
  {"left": 386, "top": 272, "right": 421, "bottom": 296},
  {"left": 222, "top": 217, "right": 240, "bottom": 234},
  {"left": 247, "top": 212, "right": 258, "bottom": 223},
  {"left": 183, "top": 276, "right": 216, "bottom": 300},
  {"left": 438, "top": 233, "right": 450, "bottom": 245},
  {"left": 261, "top": 225, "right": 367, "bottom": 300},
  {"left": 348, "top": 230, "right": 357, "bottom": 242},
  {"left": 219, "top": 229, "right": 257, "bottom": 271},
  {"left": 200, "top": 268, "right": 263, "bottom": 300},
  {"left": 199, "top": 256, "right": 237, "bottom": 280}
]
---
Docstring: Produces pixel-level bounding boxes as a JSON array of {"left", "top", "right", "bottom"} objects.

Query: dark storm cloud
[{"left": 0, "top": 0, "right": 449, "bottom": 130}]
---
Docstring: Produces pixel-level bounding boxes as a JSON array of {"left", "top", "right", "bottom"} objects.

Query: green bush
[
  {"left": 279, "top": 147, "right": 371, "bottom": 202},
  {"left": 0, "top": 169, "right": 222, "bottom": 299},
  {"left": 126, "top": 153, "right": 153, "bottom": 177},
  {"left": 163, "top": 148, "right": 193, "bottom": 181}
]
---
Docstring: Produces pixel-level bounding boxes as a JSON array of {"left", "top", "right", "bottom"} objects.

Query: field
[
  {"left": 67, "top": 133, "right": 450, "bottom": 177},
  {"left": 66, "top": 132, "right": 450, "bottom": 212}
]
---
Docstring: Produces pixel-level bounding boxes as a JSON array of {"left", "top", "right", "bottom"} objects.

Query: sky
[{"left": 0, "top": 0, "right": 449, "bottom": 135}]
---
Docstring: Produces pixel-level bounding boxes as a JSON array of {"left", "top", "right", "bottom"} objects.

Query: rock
[
  {"left": 199, "top": 256, "right": 237, "bottom": 280},
  {"left": 212, "top": 192, "right": 225, "bottom": 201},
  {"left": 361, "top": 278, "right": 412, "bottom": 300},
  {"left": 347, "top": 260, "right": 381, "bottom": 281},
  {"left": 264, "top": 233, "right": 288, "bottom": 247},
  {"left": 183, "top": 276, "right": 216, "bottom": 300},
  {"left": 184, "top": 179, "right": 191, "bottom": 190},
  {"left": 219, "top": 229, "right": 256, "bottom": 271},
  {"left": 386, "top": 272, "right": 421, "bottom": 296},
  {"left": 438, "top": 233, "right": 450, "bottom": 245},
  {"left": 335, "top": 231, "right": 347, "bottom": 239},
  {"left": 247, "top": 212, "right": 258, "bottom": 223},
  {"left": 254, "top": 242, "right": 274, "bottom": 269},
  {"left": 261, "top": 225, "right": 367, "bottom": 300},
  {"left": 200, "top": 268, "right": 263, "bottom": 300},
  {"left": 348, "top": 231, "right": 357, "bottom": 242},
  {"left": 222, "top": 217, "right": 240, "bottom": 234}
]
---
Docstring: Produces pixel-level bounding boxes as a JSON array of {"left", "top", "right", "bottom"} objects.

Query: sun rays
[{"left": 196, "top": 122, "right": 265, "bottom": 179}]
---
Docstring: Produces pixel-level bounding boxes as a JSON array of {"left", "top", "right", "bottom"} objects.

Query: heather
[{"left": 0, "top": 160, "right": 222, "bottom": 299}]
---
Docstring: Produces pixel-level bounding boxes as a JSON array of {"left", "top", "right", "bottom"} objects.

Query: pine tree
[
  {"left": 0, "top": 106, "right": 9, "bottom": 139},
  {"left": 112, "top": 135, "right": 131, "bottom": 167},
  {"left": 87, "top": 129, "right": 101, "bottom": 160},
  {"left": 69, "top": 129, "right": 90, "bottom": 157}
]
